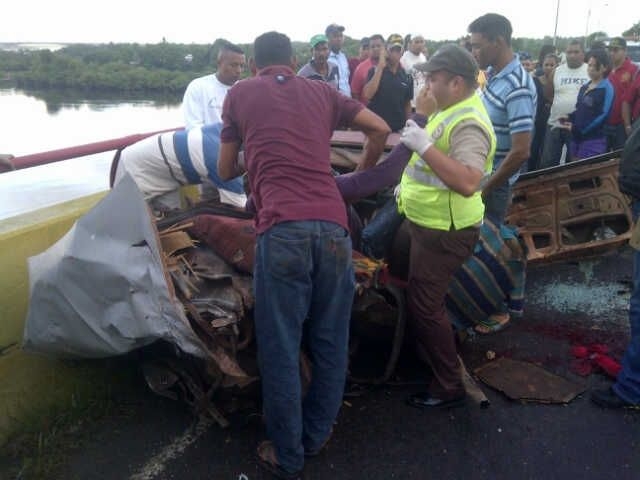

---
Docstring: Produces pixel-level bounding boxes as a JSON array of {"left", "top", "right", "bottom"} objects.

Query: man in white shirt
[
  {"left": 400, "top": 33, "right": 428, "bottom": 109},
  {"left": 539, "top": 40, "right": 589, "bottom": 168},
  {"left": 326, "top": 23, "right": 352, "bottom": 97},
  {"left": 182, "top": 41, "right": 246, "bottom": 129}
]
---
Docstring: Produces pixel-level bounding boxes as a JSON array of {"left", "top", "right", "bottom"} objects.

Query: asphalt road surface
[{"left": 18, "top": 250, "right": 640, "bottom": 479}]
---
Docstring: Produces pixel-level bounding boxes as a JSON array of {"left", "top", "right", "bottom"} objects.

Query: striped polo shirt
[{"left": 480, "top": 55, "right": 537, "bottom": 184}]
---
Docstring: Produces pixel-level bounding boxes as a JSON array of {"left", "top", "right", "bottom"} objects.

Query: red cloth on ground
[{"left": 570, "top": 344, "right": 621, "bottom": 378}]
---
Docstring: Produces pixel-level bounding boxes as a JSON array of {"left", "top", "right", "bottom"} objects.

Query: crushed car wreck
[{"left": 22, "top": 134, "right": 634, "bottom": 427}]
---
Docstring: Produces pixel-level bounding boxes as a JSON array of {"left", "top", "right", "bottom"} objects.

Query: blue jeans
[
  {"left": 604, "top": 123, "right": 627, "bottom": 151},
  {"left": 483, "top": 182, "right": 512, "bottom": 226},
  {"left": 254, "top": 220, "right": 355, "bottom": 472},
  {"left": 613, "top": 201, "right": 640, "bottom": 404},
  {"left": 361, "top": 198, "right": 405, "bottom": 259},
  {"left": 540, "top": 125, "right": 572, "bottom": 168}
]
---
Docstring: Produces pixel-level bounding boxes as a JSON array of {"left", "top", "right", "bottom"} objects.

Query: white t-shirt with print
[
  {"left": 182, "top": 74, "right": 232, "bottom": 129},
  {"left": 401, "top": 51, "right": 427, "bottom": 108},
  {"left": 548, "top": 62, "right": 589, "bottom": 126}
]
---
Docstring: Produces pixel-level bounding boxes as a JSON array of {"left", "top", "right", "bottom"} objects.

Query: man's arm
[
  {"left": 336, "top": 113, "right": 427, "bottom": 201},
  {"left": 351, "top": 109, "right": 391, "bottom": 170},
  {"left": 401, "top": 121, "right": 488, "bottom": 197},
  {"left": 404, "top": 76, "right": 414, "bottom": 121},
  {"left": 622, "top": 101, "right": 633, "bottom": 136},
  {"left": 218, "top": 141, "right": 244, "bottom": 180},
  {"left": 404, "top": 99, "right": 412, "bottom": 123},
  {"left": 338, "top": 84, "right": 436, "bottom": 193},
  {"left": 362, "top": 49, "right": 386, "bottom": 102},
  {"left": 482, "top": 131, "right": 531, "bottom": 194},
  {"left": 622, "top": 79, "right": 638, "bottom": 136},
  {"left": 350, "top": 64, "right": 366, "bottom": 101}
]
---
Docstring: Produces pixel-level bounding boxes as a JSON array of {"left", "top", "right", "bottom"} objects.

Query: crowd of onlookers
[{"left": 179, "top": 21, "right": 640, "bottom": 172}]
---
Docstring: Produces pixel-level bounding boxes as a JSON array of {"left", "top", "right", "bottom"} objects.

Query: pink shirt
[
  {"left": 350, "top": 58, "right": 376, "bottom": 102},
  {"left": 220, "top": 66, "right": 364, "bottom": 234}
]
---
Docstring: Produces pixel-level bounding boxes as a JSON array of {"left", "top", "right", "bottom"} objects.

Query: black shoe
[
  {"left": 591, "top": 387, "right": 640, "bottom": 410},
  {"left": 406, "top": 391, "right": 467, "bottom": 409}
]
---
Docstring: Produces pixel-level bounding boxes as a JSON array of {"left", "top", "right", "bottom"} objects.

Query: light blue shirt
[
  {"left": 480, "top": 55, "right": 537, "bottom": 184},
  {"left": 328, "top": 50, "right": 351, "bottom": 97}
]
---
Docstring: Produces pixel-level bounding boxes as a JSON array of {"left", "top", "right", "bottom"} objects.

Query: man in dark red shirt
[
  {"left": 606, "top": 37, "right": 639, "bottom": 149},
  {"left": 218, "top": 31, "right": 389, "bottom": 479}
]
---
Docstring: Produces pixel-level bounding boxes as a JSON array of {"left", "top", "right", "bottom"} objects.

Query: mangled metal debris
[
  {"left": 506, "top": 153, "right": 633, "bottom": 264},
  {"left": 474, "top": 357, "right": 586, "bottom": 404}
]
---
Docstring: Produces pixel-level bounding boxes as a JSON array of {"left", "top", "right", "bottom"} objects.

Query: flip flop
[
  {"left": 474, "top": 313, "right": 510, "bottom": 335},
  {"left": 256, "top": 441, "right": 303, "bottom": 480}
]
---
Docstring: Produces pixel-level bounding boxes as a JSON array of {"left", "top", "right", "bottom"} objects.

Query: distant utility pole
[
  {"left": 585, "top": 6, "right": 592, "bottom": 38},
  {"left": 553, "top": 0, "right": 561, "bottom": 46}
]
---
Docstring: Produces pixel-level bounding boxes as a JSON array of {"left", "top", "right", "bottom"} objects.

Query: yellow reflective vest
[{"left": 397, "top": 93, "right": 496, "bottom": 231}]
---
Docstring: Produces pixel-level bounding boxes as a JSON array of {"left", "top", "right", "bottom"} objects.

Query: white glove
[{"left": 400, "top": 119, "right": 433, "bottom": 156}]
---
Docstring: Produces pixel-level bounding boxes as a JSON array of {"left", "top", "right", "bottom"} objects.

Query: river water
[{"left": 0, "top": 88, "right": 183, "bottom": 220}]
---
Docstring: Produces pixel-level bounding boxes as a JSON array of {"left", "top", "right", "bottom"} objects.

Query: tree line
[{"left": 0, "top": 24, "right": 638, "bottom": 95}]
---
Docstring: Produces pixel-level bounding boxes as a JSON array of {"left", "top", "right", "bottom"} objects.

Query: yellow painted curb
[{"left": 0, "top": 192, "right": 111, "bottom": 446}]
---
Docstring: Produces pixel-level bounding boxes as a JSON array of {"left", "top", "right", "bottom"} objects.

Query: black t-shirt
[{"left": 366, "top": 66, "right": 413, "bottom": 132}]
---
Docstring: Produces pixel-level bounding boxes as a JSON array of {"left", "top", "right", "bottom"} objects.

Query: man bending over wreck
[
  {"left": 218, "top": 31, "right": 389, "bottom": 479},
  {"left": 113, "top": 123, "right": 247, "bottom": 210}
]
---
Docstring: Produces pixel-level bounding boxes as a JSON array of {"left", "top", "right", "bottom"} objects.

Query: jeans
[
  {"left": 254, "top": 220, "right": 355, "bottom": 472},
  {"left": 361, "top": 198, "right": 405, "bottom": 259},
  {"left": 540, "top": 125, "right": 572, "bottom": 168},
  {"left": 483, "top": 182, "right": 512, "bottom": 226},
  {"left": 613, "top": 200, "right": 640, "bottom": 404},
  {"left": 605, "top": 123, "right": 627, "bottom": 151}
]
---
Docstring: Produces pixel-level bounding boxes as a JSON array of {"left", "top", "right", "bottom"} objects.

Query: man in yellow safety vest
[{"left": 398, "top": 44, "right": 496, "bottom": 408}]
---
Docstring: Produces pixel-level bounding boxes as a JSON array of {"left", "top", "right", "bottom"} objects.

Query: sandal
[
  {"left": 256, "top": 441, "right": 303, "bottom": 480},
  {"left": 474, "top": 312, "right": 510, "bottom": 335}
]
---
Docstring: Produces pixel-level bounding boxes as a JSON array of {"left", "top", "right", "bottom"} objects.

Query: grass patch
[{"left": 0, "top": 356, "right": 143, "bottom": 480}]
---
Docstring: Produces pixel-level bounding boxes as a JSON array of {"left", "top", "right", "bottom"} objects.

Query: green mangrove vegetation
[{"left": 1, "top": 24, "right": 638, "bottom": 95}]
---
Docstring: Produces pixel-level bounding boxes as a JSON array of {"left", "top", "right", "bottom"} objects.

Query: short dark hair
[
  {"left": 253, "top": 31, "right": 292, "bottom": 69},
  {"left": 468, "top": 13, "right": 513, "bottom": 46},
  {"left": 216, "top": 39, "right": 244, "bottom": 60},
  {"left": 537, "top": 44, "right": 556, "bottom": 64},
  {"left": 587, "top": 48, "right": 611, "bottom": 70},
  {"left": 567, "top": 39, "right": 584, "bottom": 52},
  {"left": 369, "top": 34, "right": 385, "bottom": 44}
]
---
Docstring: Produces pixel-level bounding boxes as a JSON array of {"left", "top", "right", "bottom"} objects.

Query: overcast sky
[{"left": 2, "top": 0, "right": 638, "bottom": 45}]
